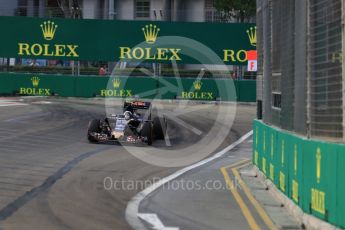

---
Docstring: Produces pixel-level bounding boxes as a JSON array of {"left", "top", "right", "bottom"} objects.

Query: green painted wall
[
  {"left": 253, "top": 120, "right": 345, "bottom": 228},
  {"left": 0, "top": 73, "right": 256, "bottom": 102}
]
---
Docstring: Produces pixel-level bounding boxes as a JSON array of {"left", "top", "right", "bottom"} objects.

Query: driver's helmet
[
  {"left": 124, "top": 111, "right": 132, "bottom": 120},
  {"left": 125, "top": 105, "right": 134, "bottom": 114}
]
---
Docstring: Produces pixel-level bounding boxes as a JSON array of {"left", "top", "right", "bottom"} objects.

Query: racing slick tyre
[
  {"left": 141, "top": 122, "right": 153, "bottom": 146},
  {"left": 153, "top": 117, "right": 166, "bottom": 140},
  {"left": 88, "top": 119, "right": 101, "bottom": 143}
]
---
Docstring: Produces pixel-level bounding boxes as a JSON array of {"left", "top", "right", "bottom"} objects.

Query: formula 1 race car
[{"left": 87, "top": 101, "right": 166, "bottom": 145}]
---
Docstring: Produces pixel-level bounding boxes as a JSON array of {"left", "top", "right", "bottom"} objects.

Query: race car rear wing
[{"left": 123, "top": 101, "right": 151, "bottom": 110}]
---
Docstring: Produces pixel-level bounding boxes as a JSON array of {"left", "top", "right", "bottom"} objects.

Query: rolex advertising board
[
  {"left": 0, "top": 73, "right": 255, "bottom": 101},
  {"left": 0, "top": 16, "right": 255, "bottom": 65}
]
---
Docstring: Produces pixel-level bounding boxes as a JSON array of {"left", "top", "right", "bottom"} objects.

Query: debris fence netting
[{"left": 257, "top": 0, "right": 343, "bottom": 141}]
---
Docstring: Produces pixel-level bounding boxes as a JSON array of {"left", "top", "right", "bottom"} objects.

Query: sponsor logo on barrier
[
  {"left": 112, "top": 78, "right": 121, "bottom": 88},
  {"left": 119, "top": 24, "right": 181, "bottom": 62},
  {"left": 281, "top": 140, "right": 285, "bottom": 167},
  {"left": 100, "top": 78, "right": 132, "bottom": 97},
  {"left": 279, "top": 171, "right": 285, "bottom": 192},
  {"left": 41, "top": 20, "right": 58, "bottom": 40},
  {"left": 19, "top": 77, "right": 51, "bottom": 96},
  {"left": 292, "top": 180, "right": 299, "bottom": 203},
  {"left": 311, "top": 188, "right": 325, "bottom": 215},
  {"left": 254, "top": 151, "right": 259, "bottom": 166},
  {"left": 270, "top": 134, "right": 274, "bottom": 158},
  {"left": 223, "top": 50, "right": 248, "bottom": 63},
  {"left": 142, "top": 24, "right": 160, "bottom": 44},
  {"left": 294, "top": 144, "right": 298, "bottom": 175},
  {"left": 193, "top": 80, "right": 202, "bottom": 91},
  {"left": 263, "top": 130, "right": 266, "bottom": 152},
  {"left": 247, "top": 26, "right": 257, "bottom": 47},
  {"left": 223, "top": 26, "right": 256, "bottom": 63},
  {"left": 316, "top": 148, "right": 321, "bottom": 183},
  {"left": 262, "top": 157, "right": 267, "bottom": 175},
  {"left": 18, "top": 21, "right": 79, "bottom": 58},
  {"left": 181, "top": 80, "right": 214, "bottom": 100},
  {"left": 269, "top": 163, "right": 274, "bottom": 181},
  {"left": 31, "top": 76, "right": 40, "bottom": 87}
]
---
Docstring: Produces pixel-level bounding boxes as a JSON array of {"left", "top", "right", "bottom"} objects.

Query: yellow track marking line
[
  {"left": 220, "top": 163, "right": 261, "bottom": 230},
  {"left": 223, "top": 158, "right": 250, "bottom": 169},
  {"left": 232, "top": 167, "right": 278, "bottom": 230}
]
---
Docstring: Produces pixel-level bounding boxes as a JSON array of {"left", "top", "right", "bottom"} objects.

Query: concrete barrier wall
[
  {"left": 253, "top": 120, "right": 345, "bottom": 228},
  {"left": 0, "top": 73, "right": 256, "bottom": 102}
]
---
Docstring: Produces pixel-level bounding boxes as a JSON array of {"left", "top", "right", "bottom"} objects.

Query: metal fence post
[
  {"left": 342, "top": 0, "right": 345, "bottom": 142},
  {"left": 262, "top": 0, "right": 272, "bottom": 124},
  {"left": 306, "top": 0, "right": 311, "bottom": 139},
  {"left": 294, "top": 0, "right": 307, "bottom": 134}
]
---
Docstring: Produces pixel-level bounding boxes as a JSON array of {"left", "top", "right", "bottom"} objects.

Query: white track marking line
[
  {"left": 138, "top": 213, "right": 179, "bottom": 230},
  {"left": 125, "top": 130, "right": 253, "bottom": 230},
  {"left": 0, "top": 98, "right": 28, "bottom": 107},
  {"left": 31, "top": 101, "right": 53, "bottom": 105},
  {"left": 0, "top": 102, "right": 28, "bottom": 107},
  {"left": 4, "top": 112, "right": 51, "bottom": 122}
]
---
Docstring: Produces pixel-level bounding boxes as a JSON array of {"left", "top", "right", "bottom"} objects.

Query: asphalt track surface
[{"left": 0, "top": 97, "right": 255, "bottom": 230}]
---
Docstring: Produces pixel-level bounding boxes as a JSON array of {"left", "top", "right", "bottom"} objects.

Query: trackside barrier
[
  {"left": 276, "top": 130, "right": 290, "bottom": 196},
  {"left": 303, "top": 141, "right": 338, "bottom": 223},
  {"left": 253, "top": 120, "right": 345, "bottom": 228},
  {"left": 337, "top": 146, "right": 345, "bottom": 228},
  {"left": 0, "top": 73, "right": 256, "bottom": 102},
  {"left": 287, "top": 134, "right": 303, "bottom": 207}
]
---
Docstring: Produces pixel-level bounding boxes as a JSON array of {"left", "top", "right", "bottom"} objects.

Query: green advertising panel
[
  {"left": 0, "top": 16, "right": 256, "bottom": 64},
  {"left": 253, "top": 120, "right": 262, "bottom": 167},
  {"left": 337, "top": 148, "right": 345, "bottom": 228},
  {"left": 74, "top": 76, "right": 157, "bottom": 98},
  {"left": 266, "top": 126, "right": 277, "bottom": 184},
  {"left": 287, "top": 134, "right": 304, "bottom": 206},
  {"left": 276, "top": 131, "right": 291, "bottom": 196},
  {"left": 302, "top": 141, "right": 338, "bottom": 223},
  {"left": 157, "top": 77, "right": 237, "bottom": 101},
  {"left": 254, "top": 120, "right": 345, "bottom": 228},
  {"left": 238, "top": 80, "right": 256, "bottom": 102},
  {"left": 259, "top": 122, "right": 268, "bottom": 176},
  {"left": 0, "top": 73, "right": 255, "bottom": 102}
]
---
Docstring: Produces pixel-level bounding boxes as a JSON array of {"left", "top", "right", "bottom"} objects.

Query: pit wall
[
  {"left": 253, "top": 120, "right": 345, "bottom": 228},
  {"left": 0, "top": 73, "right": 256, "bottom": 102}
]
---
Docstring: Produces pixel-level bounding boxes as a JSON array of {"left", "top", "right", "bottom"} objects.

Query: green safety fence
[
  {"left": 0, "top": 73, "right": 256, "bottom": 102},
  {"left": 253, "top": 120, "right": 345, "bottom": 228}
]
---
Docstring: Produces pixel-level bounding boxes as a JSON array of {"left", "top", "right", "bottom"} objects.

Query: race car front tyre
[
  {"left": 87, "top": 119, "right": 101, "bottom": 143},
  {"left": 153, "top": 117, "right": 166, "bottom": 140},
  {"left": 141, "top": 122, "right": 153, "bottom": 146}
]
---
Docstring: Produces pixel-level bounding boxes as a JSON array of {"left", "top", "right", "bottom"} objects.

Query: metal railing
[{"left": 0, "top": 6, "right": 238, "bottom": 22}]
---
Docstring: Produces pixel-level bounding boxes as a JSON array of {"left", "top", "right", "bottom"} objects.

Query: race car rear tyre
[
  {"left": 88, "top": 119, "right": 101, "bottom": 143},
  {"left": 153, "top": 117, "right": 166, "bottom": 140},
  {"left": 142, "top": 122, "right": 153, "bottom": 146}
]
